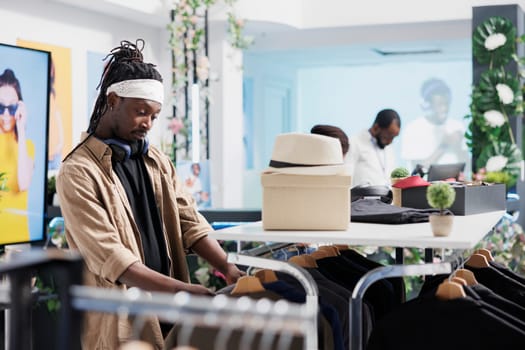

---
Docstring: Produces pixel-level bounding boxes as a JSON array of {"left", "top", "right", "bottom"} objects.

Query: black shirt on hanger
[
  {"left": 490, "top": 260, "right": 525, "bottom": 286},
  {"left": 465, "top": 264, "right": 525, "bottom": 307},
  {"left": 366, "top": 296, "right": 525, "bottom": 350}
]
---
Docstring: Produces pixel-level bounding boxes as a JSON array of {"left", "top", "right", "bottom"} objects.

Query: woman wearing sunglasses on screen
[{"left": 0, "top": 68, "right": 34, "bottom": 244}]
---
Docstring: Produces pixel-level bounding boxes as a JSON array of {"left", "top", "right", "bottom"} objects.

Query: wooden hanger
[
  {"left": 435, "top": 280, "right": 466, "bottom": 300},
  {"left": 464, "top": 253, "right": 490, "bottom": 268},
  {"left": 318, "top": 245, "right": 339, "bottom": 256},
  {"left": 309, "top": 249, "right": 331, "bottom": 260},
  {"left": 474, "top": 248, "right": 494, "bottom": 262},
  {"left": 333, "top": 244, "right": 350, "bottom": 251},
  {"left": 231, "top": 275, "right": 266, "bottom": 295},
  {"left": 289, "top": 254, "right": 318, "bottom": 268},
  {"left": 455, "top": 268, "right": 478, "bottom": 286},
  {"left": 254, "top": 269, "right": 278, "bottom": 283},
  {"left": 451, "top": 276, "right": 467, "bottom": 287}
]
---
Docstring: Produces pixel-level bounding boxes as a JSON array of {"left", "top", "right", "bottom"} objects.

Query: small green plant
[
  {"left": 47, "top": 175, "right": 56, "bottom": 195},
  {"left": 426, "top": 182, "right": 456, "bottom": 215},
  {"left": 390, "top": 167, "right": 410, "bottom": 178},
  {"left": 0, "top": 172, "right": 8, "bottom": 192}
]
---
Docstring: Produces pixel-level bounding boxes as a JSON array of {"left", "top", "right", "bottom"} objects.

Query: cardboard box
[
  {"left": 400, "top": 183, "right": 506, "bottom": 215},
  {"left": 261, "top": 173, "right": 352, "bottom": 230}
]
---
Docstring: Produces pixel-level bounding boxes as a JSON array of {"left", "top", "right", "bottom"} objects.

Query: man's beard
[{"left": 376, "top": 135, "right": 386, "bottom": 149}]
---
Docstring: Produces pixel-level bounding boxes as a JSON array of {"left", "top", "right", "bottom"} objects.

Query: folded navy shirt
[{"left": 351, "top": 198, "right": 450, "bottom": 224}]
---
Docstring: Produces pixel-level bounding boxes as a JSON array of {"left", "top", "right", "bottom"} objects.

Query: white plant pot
[{"left": 429, "top": 214, "right": 454, "bottom": 237}]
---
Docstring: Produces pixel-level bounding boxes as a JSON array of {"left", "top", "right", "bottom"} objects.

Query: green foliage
[
  {"left": 476, "top": 141, "right": 522, "bottom": 181},
  {"left": 472, "top": 16, "right": 516, "bottom": 67},
  {"left": 476, "top": 215, "right": 525, "bottom": 276},
  {"left": 466, "top": 15, "right": 524, "bottom": 185},
  {"left": 34, "top": 275, "right": 61, "bottom": 314},
  {"left": 390, "top": 167, "right": 410, "bottom": 178},
  {"left": 192, "top": 256, "right": 227, "bottom": 292},
  {"left": 485, "top": 171, "right": 513, "bottom": 187},
  {"left": 47, "top": 175, "right": 56, "bottom": 195},
  {"left": 0, "top": 172, "right": 7, "bottom": 192},
  {"left": 226, "top": 12, "right": 254, "bottom": 49},
  {"left": 426, "top": 182, "right": 456, "bottom": 214}
]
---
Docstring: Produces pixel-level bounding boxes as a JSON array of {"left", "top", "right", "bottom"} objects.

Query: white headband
[{"left": 106, "top": 79, "right": 164, "bottom": 105}]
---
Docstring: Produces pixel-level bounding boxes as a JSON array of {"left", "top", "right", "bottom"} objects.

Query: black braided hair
[
  {"left": 63, "top": 39, "right": 162, "bottom": 161},
  {"left": 87, "top": 39, "right": 163, "bottom": 133}
]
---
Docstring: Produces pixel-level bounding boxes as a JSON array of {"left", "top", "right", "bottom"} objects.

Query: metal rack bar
[
  {"left": 350, "top": 262, "right": 452, "bottom": 350},
  {"left": 0, "top": 249, "right": 83, "bottom": 350},
  {"left": 227, "top": 253, "right": 319, "bottom": 350},
  {"left": 71, "top": 286, "right": 311, "bottom": 336}
]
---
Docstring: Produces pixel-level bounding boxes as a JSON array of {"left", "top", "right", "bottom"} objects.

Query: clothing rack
[
  {"left": 240, "top": 242, "right": 295, "bottom": 257},
  {"left": 71, "top": 286, "right": 313, "bottom": 349},
  {"left": 0, "top": 248, "right": 84, "bottom": 350},
  {"left": 227, "top": 252, "right": 319, "bottom": 350},
  {"left": 350, "top": 262, "right": 452, "bottom": 350},
  {"left": 0, "top": 249, "right": 319, "bottom": 350}
]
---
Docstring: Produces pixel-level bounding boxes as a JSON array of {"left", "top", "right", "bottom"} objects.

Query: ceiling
[{"left": 48, "top": 0, "right": 501, "bottom": 67}]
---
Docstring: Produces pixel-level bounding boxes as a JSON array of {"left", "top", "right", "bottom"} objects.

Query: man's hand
[{"left": 222, "top": 263, "right": 246, "bottom": 285}]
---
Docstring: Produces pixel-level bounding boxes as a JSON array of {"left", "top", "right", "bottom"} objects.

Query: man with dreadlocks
[{"left": 56, "top": 40, "right": 244, "bottom": 349}]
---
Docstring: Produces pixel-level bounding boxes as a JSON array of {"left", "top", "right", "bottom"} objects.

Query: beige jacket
[{"left": 57, "top": 134, "right": 211, "bottom": 350}]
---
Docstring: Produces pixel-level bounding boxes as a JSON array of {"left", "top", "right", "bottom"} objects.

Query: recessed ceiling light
[{"left": 372, "top": 48, "right": 442, "bottom": 56}]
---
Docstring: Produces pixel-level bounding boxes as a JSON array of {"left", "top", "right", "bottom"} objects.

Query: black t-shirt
[{"left": 113, "top": 151, "right": 169, "bottom": 276}]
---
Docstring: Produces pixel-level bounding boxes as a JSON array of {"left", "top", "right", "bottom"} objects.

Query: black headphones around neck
[{"left": 103, "top": 138, "right": 149, "bottom": 162}]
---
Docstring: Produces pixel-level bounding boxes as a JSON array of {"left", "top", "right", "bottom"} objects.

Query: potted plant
[
  {"left": 390, "top": 167, "right": 410, "bottom": 206},
  {"left": 390, "top": 167, "right": 410, "bottom": 183},
  {"left": 426, "top": 182, "right": 456, "bottom": 237},
  {"left": 47, "top": 175, "right": 57, "bottom": 206}
]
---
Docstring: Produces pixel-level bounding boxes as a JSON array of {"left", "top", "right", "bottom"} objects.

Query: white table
[{"left": 209, "top": 210, "right": 506, "bottom": 260}]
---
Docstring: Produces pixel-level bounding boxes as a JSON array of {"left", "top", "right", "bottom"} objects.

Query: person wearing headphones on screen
[
  {"left": 346, "top": 109, "right": 401, "bottom": 187},
  {"left": 401, "top": 78, "right": 469, "bottom": 171},
  {"left": 56, "top": 39, "right": 244, "bottom": 350}
]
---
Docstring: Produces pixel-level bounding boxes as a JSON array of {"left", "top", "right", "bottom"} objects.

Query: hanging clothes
[
  {"left": 420, "top": 272, "right": 525, "bottom": 322},
  {"left": 275, "top": 269, "right": 358, "bottom": 350},
  {"left": 262, "top": 280, "right": 345, "bottom": 350},
  {"left": 314, "top": 253, "right": 399, "bottom": 321},
  {"left": 489, "top": 260, "right": 525, "bottom": 286},
  {"left": 165, "top": 289, "right": 305, "bottom": 350},
  {"left": 465, "top": 264, "right": 525, "bottom": 307},
  {"left": 366, "top": 294, "right": 525, "bottom": 350},
  {"left": 339, "top": 248, "right": 406, "bottom": 303}
]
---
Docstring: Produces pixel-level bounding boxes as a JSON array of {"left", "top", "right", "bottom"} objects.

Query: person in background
[
  {"left": 56, "top": 39, "right": 244, "bottom": 350},
  {"left": 183, "top": 162, "right": 210, "bottom": 207},
  {"left": 346, "top": 109, "right": 401, "bottom": 187},
  {"left": 311, "top": 124, "right": 349, "bottom": 158},
  {"left": 401, "top": 78, "right": 468, "bottom": 170},
  {"left": 0, "top": 68, "right": 34, "bottom": 244}
]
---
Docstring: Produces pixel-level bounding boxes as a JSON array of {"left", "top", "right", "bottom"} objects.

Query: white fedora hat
[{"left": 263, "top": 132, "right": 349, "bottom": 175}]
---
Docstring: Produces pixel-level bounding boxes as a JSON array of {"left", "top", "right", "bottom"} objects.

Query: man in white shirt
[
  {"left": 401, "top": 78, "right": 468, "bottom": 171},
  {"left": 347, "top": 109, "right": 401, "bottom": 187}
]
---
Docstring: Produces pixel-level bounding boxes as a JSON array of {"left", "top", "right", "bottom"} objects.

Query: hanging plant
[
  {"left": 167, "top": 0, "right": 253, "bottom": 163},
  {"left": 466, "top": 15, "right": 524, "bottom": 182},
  {"left": 476, "top": 141, "right": 522, "bottom": 187},
  {"left": 472, "top": 16, "right": 516, "bottom": 68},
  {"left": 471, "top": 69, "right": 521, "bottom": 116}
]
